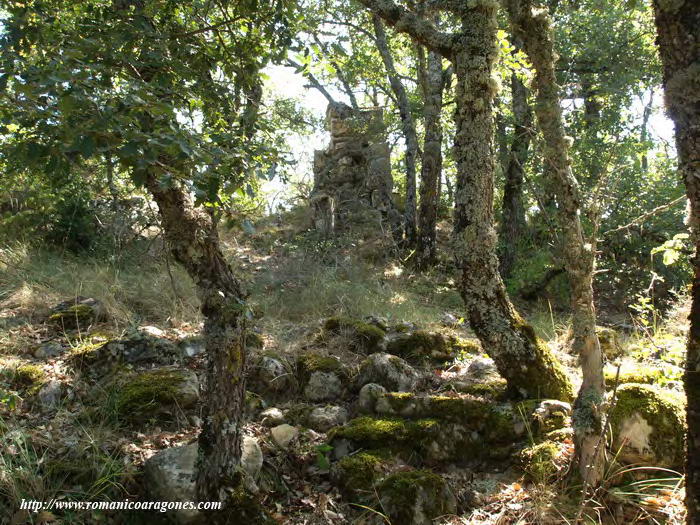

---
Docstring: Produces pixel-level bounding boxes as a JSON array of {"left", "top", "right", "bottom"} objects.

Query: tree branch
[
  {"left": 601, "top": 195, "right": 687, "bottom": 237},
  {"left": 355, "top": 0, "right": 455, "bottom": 58},
  {"left": 284, "top": 59, "right": 338, "bottom": 106}
]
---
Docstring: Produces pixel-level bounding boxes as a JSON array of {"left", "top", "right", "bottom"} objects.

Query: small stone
[
  {"left": 178, "top": 337, "right": 205, "bottom": 358},
  {"left": 308, "top": 406, "right": 348, "bottom": 433},
  {"left": 304, "top": 371, "right": 343, "bottom": 402},
  {"left": 260, "top": 407, "right": 286, "bottom": 427},
  {"left": 440, "top": 313, "right": 459, "bottom": 327},
  {"left": 34, "top": 342, "right": 64, "bottom": 359},
  {"left": 37, "top": 380, "right": 67, "bottom": 410},
  {"left": 140, "top": 325, "right": 166, "bottom": 338},
  {"left": 358, "top": 383, "right": 387, "bottom": 413},
  {"left": 466, "top": 357, "right": 497, "bottom": 379},
  {"left": 242, "top": 436, "right": 263, "bottom": 479},
  {"left": 271, "top": 424, "right": 299, "bottom": 449}
]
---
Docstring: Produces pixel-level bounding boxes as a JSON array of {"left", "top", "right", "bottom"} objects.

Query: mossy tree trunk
[
  {"left": 145, "top": 174, "right": 248, "bottom": 508},
  {"left": 416, "top": 43, "right": 446, "bottom": 269},
  {"left": 651, "top": 0, "right": 699, "bottom": 520},
  {"left": 373, "top": 15, "right": 419, "bottom": 247},
  {"left": 357, "top": 0, "right": 573, "bottom": 402},
  {"left": 505, "top": 0, "right": 604, "bottom": 485},
  {"left": 499, "top": 67, "right": 532, "bottom": 280}
]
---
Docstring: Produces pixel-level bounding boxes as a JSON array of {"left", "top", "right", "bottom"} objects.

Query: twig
[{"left": 601, "top": 195, "right": 686, "bottom": 236}]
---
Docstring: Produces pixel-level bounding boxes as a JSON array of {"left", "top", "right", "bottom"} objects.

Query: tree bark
[
  {"left": 144, "top": 174, "right": 248, "bottom": 510},
  {"left": 358, "top": 0, "right": 573, "bottom": 402},
  {"left": 650, "top": 1, "right": 699, "bottom": 521},
  {"left": 416, "top": 44, "right": 445, "bottom": 269},
  {"left": 499, "top": 69, "right": 532, "bottom": 279},
  {"left": 506, "top": 0, "right": 605, "bottom": 485},
  {"left": 373, "top": 15, "right": 419, "bottom": 246}
]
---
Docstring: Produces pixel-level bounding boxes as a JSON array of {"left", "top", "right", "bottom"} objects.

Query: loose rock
[
  {"left": 308, "top": 405, "right": 348, "bottom": 432},
  {"left": 356, "top": 353, "right": 420, "bottom": 392}
]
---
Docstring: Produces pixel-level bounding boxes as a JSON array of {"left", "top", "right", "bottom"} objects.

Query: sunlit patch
[
  {"left": 383, "top": 264, "right": 403, "bottom": 278},
  {"left": 390, "top": 293, "right": 406, "bottom": 305}
]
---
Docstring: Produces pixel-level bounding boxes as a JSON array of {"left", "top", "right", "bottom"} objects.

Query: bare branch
[
  {"left": 284, "top": 59, "right": 338, "bottom": 106},
  {"left": 601, "top": 195, "right": 687, "bottom": 237}
]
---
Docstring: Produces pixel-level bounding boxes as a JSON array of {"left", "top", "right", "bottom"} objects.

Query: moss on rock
[
  {"left": 510, "top": 314, "right": 574, "bottom": 402},
  {"left": 13, "top": 364, "right": 46, "bottom": 395},
  {"left": 518, "top": 441, "right": 560, "bottom": 483},
  {"left": 378, "top": 469, "right": 456, "bottom": 525},
  {"left": 330, "top": 416, "right": 439, "bottom": 453},
  {"left": 115, "top": 368, "right": 199, "bottom": 423},
  {"left": 605, "top": 366, "right": 663, "bottom": 386},
  {"left": 323, "top": 317, "right": 386, "bottom": 352},
  {"left": 608, "top": 383, "right": 685, "bottom": 469},
  {"left": 375, "top": 392, "right": 515, "bottom": 441},
  {"left": 334, "top": 449, "right": 389, "bottom": 492}
]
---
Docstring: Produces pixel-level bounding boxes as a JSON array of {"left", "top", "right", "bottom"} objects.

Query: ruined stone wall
[{"left": 311, "top": 102, "right": 400, "bottom": 235}]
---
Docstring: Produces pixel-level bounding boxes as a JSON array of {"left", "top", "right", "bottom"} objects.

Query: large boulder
[
  {"left": 115, "top": 367, "right": 199, "bottom": 424},
  {"left": 378, "top": 470, "right": 457, "bottom": 525},
  {"left": 355, "top": 353, "right": 420, "bottom": 392},
  {"left": 145, "top": 437, "right": 264, "bottom": 525},
  {"left": 385, "top": 330, "right": 476, "bottom": 362},
  {"left": 144, "top": 444, "right": 200, "bottom": 524},
  {"left": 608, "top": 384, "right": 685, "bottom": 469}
]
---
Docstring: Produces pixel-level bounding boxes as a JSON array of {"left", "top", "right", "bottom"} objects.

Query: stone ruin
[{"left": 310, "top": 102, "right": 400, "bottom": 236}]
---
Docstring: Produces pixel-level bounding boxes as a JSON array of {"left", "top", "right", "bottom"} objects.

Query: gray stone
[
  {"left": 241, "top": 436, "right": 263, "bottom": 479},
  {"left": 37, "top": 380, "right": 68, "bottom": 410},
  {"left": 178, "top": 337, "right": 205, "bottom": 358},
  {"left": 271, "top": 424, "right": 299, "bottom": 449},
  {"left": 304, "top": 371, "right": 342, "bottom": 402},
  {"left": 307, "top": 405, "right": 348, "bottom": 433},
  {"left": 34, "top": 342, "right": 64, "bottom": 359},
  {"left": 253, "top": 356, "right": 292, "bottom": 394},
  {"left": 440, "top": 313, "right": 459, "bottom": 327},
  {"left": 356, "top": 353, "right": 420, "bottom": 392},
  {"left": 466, "top": 357, "right": 498, "bottom": 379},
  {"left": 358, "top": 383, "right": 387, "bottom": 413},
  {"left": 145, "top": 438, "right": 264, "bottom": 524},
  {"left": 144, "top": 444, "right": 199, "bottom": 524},
  {"left": 260, "top": 407, "right": 286, "bottom": 427},
  {"left": 310, "top": 103, "right": 399, "bottom": 235}
]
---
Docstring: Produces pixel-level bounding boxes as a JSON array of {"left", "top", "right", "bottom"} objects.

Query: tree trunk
[
  {"left": 373, "top": 15, "right": 419, "bottom": 247},
  {"left": 416, "top": 45, "right": 444, "bottom": 269},
  {"left": 506, "top": 0, "right": 604, "bottom": 485},
  {"left": 450, "top": 4, "right": 573, "bottom": 401},
  {"left": 358, "top": 0, "right": 573, "bottom": 402},
  {"left": 144, "top": 174, "right": 248, "bottom": 509},
  {"left": 499, "top": 69, "right": 532, "bottom": 279},
  {"left": 651, "top": 1, "right": 699, "bottom": 521}
]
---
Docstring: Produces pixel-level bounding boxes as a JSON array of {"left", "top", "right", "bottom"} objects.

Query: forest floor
[{"left": 0, "top": 214, "right": 689, "bottom": 524}]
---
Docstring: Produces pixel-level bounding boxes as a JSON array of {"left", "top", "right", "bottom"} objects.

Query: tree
[
  {"left": 650, "top": 0, "right": 699, "bottom": 520},
  {"left": 415, "top": 38, "right": 451, "bottom": 269},
  {"left": 356, "top": 0, "right": 573, "bottom": 400},
  {"left": 0, "top": 0, "right": 295, "bottom": 515},
  {"left": 505, "top": 0, "right": 605, "bottom": 486},
  {"left": 498, "top": 61, "right": 532, "bottom": 280},
  {"left": 373, "top": 16, "right": 419, "bottom": 246}
]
